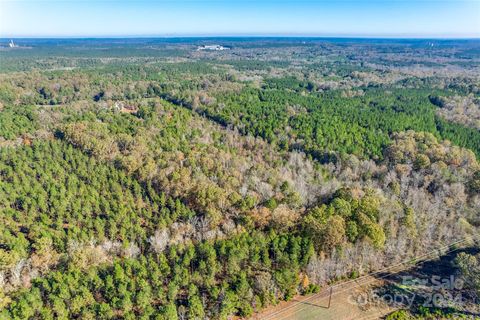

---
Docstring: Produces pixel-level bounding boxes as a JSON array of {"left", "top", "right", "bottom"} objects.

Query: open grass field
[{"left": 253, "top": 275, "right": 394, "bottom": 320}]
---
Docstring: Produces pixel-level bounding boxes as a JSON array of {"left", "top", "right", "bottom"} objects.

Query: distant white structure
[
  {"left": 9, "top": 40, "right": 18, "bottom": 48},
  {"left": 197, "top": 44, "right": 228, "bottom": 51}
]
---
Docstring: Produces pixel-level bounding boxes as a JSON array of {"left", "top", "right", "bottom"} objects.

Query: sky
[{"left": 0, "top": 0, "right": 479, "bottom": 38}]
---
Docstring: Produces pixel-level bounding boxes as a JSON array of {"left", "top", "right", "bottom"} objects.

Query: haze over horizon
[{"left": 1, "top": 0, "right": 479, "bottom": 38}]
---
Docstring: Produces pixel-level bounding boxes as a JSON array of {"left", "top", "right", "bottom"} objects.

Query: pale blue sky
[{"left": 1, "top": 0, "right": 479, "bottom": 38}]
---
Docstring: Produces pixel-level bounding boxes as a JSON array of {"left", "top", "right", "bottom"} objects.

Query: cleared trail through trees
[{"left": 257, "top": 236, "right": 477, "bottom": 320}]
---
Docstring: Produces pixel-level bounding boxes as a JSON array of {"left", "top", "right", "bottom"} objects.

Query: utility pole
[{"left": 327, "top": 287, "right": 333, "bottom": 309}]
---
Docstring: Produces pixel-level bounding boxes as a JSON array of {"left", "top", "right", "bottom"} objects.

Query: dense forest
[{"left": 0, "top": 38, "right": 479, "bottom": 319}]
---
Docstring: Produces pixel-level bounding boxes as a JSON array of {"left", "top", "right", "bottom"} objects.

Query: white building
[{"left": 197, "top": 45, "right": 228, "bottom": 51}]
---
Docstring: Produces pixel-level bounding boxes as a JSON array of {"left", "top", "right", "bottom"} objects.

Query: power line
[{"left": 261, "top": 235, "right": 477, "bottom": 320}]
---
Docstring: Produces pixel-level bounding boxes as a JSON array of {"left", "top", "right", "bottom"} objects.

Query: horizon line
[{"left": 1, "top": 33, "right": 480, "bottom": 40}]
